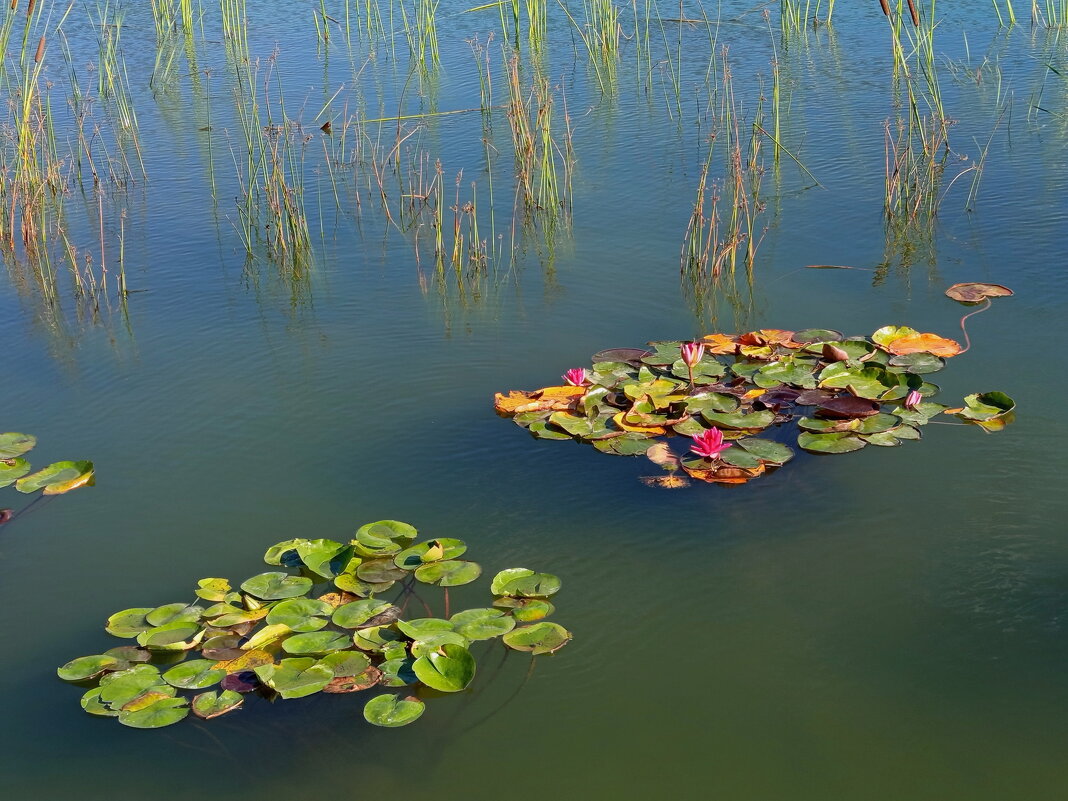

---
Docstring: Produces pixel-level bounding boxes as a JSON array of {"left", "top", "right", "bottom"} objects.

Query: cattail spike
[
  {"left": 906, "top": 0, "right": 920, "bottom": 26},
  {"left": 34, "top": 35, "right": 44, "bottom": 63},
  {"left": 879, "top": 0, "right": 890, "bottom": 17}
]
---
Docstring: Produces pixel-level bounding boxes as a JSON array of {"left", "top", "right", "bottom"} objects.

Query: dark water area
[{"left": 2, "top": 2, "right": 1067, "bottom": 799}]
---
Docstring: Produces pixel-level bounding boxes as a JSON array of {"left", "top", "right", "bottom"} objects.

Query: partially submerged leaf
[{"left": 945, "top": 282, "right": 1013, "bottom": 303}]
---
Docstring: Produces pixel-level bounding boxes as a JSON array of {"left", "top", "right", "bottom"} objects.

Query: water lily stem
[
  {"left": 443, "top": 587, "right": 451, "bottom": 619},
  {"left": 957, "top": 297, "right": 991, "bottom": 355}
]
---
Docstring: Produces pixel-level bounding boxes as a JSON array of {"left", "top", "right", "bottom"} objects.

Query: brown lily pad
[
  {"left": 815, "top": 397, "right": 880, "bottom": 418},
  {"left": 322, "top": 666, "right": 383, "bottom": 693},
  {"left": 945, "top": 282, "right": 1013, "bottom": 304}
]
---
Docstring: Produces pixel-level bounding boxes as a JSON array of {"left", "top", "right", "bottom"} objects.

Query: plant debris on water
[
  {"left": 58, "top": 521, "right": 570, "bottom": 728},
  {"left": 495, "top": 322, "right": 1015, "bottom": 486}
]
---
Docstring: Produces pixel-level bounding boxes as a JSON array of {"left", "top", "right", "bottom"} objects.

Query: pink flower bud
[
  {"left": 680, "top": 342, "right": 706, "bottom": 368},
  {"left": 562, "top": 368, "right": 588, "bottom": 387}
]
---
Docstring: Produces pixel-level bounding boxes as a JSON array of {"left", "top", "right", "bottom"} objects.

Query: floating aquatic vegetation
[
  {"left": 1, "top": 432, "right": 94, "bottom": 524},
  {"left": 495, "top": 322, "right": 1015, "bottom": 486},
  {"left": 58, "top": 521, "right": 571, "bottom": 729}
]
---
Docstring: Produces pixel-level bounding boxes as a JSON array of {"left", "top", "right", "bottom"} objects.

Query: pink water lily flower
[
  {"left": 691, "top": 427, "right": 732, "bottom": 460},
  {"left": 562, "top": 368, "right": 589, "bottom": 387},
  {"left": 680, "top": 341, "right": 706, "bottom": 368},
  {"left": 904, "top": 389, "right": 923, "bottom": 410}
]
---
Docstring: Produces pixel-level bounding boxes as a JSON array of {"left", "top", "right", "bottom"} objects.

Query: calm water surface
[{"left": 2, "top": 2, "right": 1068, "bottom": 799}]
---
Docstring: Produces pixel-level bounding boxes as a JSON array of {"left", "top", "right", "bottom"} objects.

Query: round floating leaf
[
  {"left": 363, "top": 694, "right": 425, "bottom": 727},
  {"left": 240, "top": 572, "right": 313, "bottom": 600},
  {"left": 592, "top": 434, "right": 657, "bottom": 456},
  {"left": 394, "top": 539, "right": 467, "bottom": 570},
  {"left": 105, "top": 608, "right": 155, "bottom": 638},
  {"left": 592, "top": 347, "right": 652, "bottom": 363},
  {"left": 529, "top": 420, "right": 571, "bottom": 440},
  {"left": 117, "top": 696, "right": 189, "bottom": 729},
  {"left": 191, "top": 690, "right": 244, "bottom": 720},
  {"left": 700, "top": 409, "right": 775, "bottom": 431},
  {"left": 412, "top": 643, "right": 476, "bottom": 693},
  {"left": 816, "top": 396, "right": 880, "bottom": 418},
  {"left": 254, "top": 657, "right": 333, "bottom": 699},
  {"left": 871, "top": 325, "right": 919, "bottom": 348},
  {"left": 356, "top": 558, "right": 409, "bottom": 584},
  {"left": 450, "top": 608, "right": 516, "bottom": 641},
  {"left": 719, "top": 448, "right": 763, "bottom": 469},
  {"left": 0, "top": 433, "right": 36, "bottom": 459},
  {"left": 104, "top": 646, "right": 151, "bottom": 663},
  {"left": 282, "top": 631, "right": 353, "bottom": 655},
  {"left": 220, "top": 671, "right": 261, "bottom": 693},
  {"left": 493, "top": 597, "right": 556, "bottom": 622},
  {"left": 414, "top": 560, "right": 482, "bottom": 587},
  {"left": 945, "top": 282, "right": 1013, "bottom": 303},
  {"left": 887, "top": 352, "right": 945, "bottom": 374},
  {"left": 295, "top": 539, "right": 351, "bottom": 578},
  {"left": 490, "top": 568, "right": 562, "bottom": 598},
  {"left": 263, "top": 539, "right": 306, "bottom": 567},
  {"left": 136, "top": 622, "right": 202, "bottom": 649},
  {"left": 194, "top": 578, "right": 232, "bottom": 602},
  {"left": 242, "top": 625, "right": 294, "bottom": 651},
  {"left": 98, "top": 665, "right": 169, "bottom": 706},
  {"left": 162, "top": 659, "right": 226, "bottom": 690},
  {"left": 886, "top": 333, "right": 961, "bottom": 358},
  {"left": 736, "top": 438, "right": 794, "bottom": 465},
  {"left": 353, "top": 624, "right": 405, "bottom": 652},
  {"left": 955, "top": 391, "right": 1016, "bottom": 431},
  {"left": 378, "top": 658, "right": 419, "bottom": 686},
  {"left": 146, "top": 603, "right": 203, "bottom": 628},
  {"left": 353, "top": 520, "right": 418, "bottom": 557},
  {"left": 334, "top": 556, "right": 390, "bottom": 596},
  {"left": 797, "top": 431, "right": 868, "bottom": 454},
  {"left": 266, "top": 598, "right": 333, "bottom": 632},
  {"left": 58, "top": 654, "right": 124, "bottom": 682},
  {"left": 502, "top": 622, "right": 573, "bottom": 654},
  {"left": 320, "top": 650, "right": 371, "bottom": 677},
  {"left": 793, "top": 329, "right": 842, "bottom": 343},
  {"left": 396, "top": 618, "right": 454, "bottom": 639},
  {"left": 81, "top": 688, "right": 117, "bottom": 717},
  {"left": 410, "top": 632, "right": 469, "bottom": 658},
  {"left": 15, "top": 461, "right": 94, "bottom": 494},
  {"left": 683, "top": 392, "right": 740, "bottom": 415},
  {"left": 323, "top": 666, "right": 383, "bottom": 693},
  {"left": 212, "top": 649, "right": 275, "bottom": 674},
  {"left": 855, "top": 413, "right": 902, "bottom": 435},
  {"left": 0, "top": 457, "right": 31, "bottom": 488},
  {"left": 332, "top": 599, "right": 398, "bottom": 629},
  {"left": 798, "top": 417, "right": 859, "bottom": 433}
]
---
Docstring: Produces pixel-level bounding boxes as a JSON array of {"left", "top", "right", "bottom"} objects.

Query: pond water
[{"left": 3, "top": 1, "right": 1068, "bottom": 798}]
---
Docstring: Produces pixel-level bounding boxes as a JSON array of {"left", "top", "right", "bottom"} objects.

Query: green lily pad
[
  {"left": 818, "top": 363, "right": 900, "bottom": 400},
  {"left": 956, "top": 392, "right": 1016, "bottom": 429},
  {"left": 493, "top": 597, "right": 556, "bottom": 622},
  {"left": 353, "top": 625, "right": 405, "bottom": 652},
  {"left": 254, "top": 657, "right": 334, "bottom": 699},
  {"left": 0, "top": 433, "right": 36, "bottom": 459},
  {"left": 296, "top": 539, "right": 351, "bottom": 578},
  {"left": 332, "top": 599, "right": 398, "bottom": 629},
  {"left": 410, "top": 632, "right": 469, "bottom": 658},
  {"left": 117, "top": 696, "right": 189, "bottom": 729},
  {"left": 754, "top": 357, "right": 818, "bottom": 389},
  {"left": 736, "top": 438, "right": 794, "bottom": 465},
  {"left": 15, "top": 460, "right": 94, "bottom": 494},
  {"left": 363, "top": 694, "right": 425, "bottom": 727},
  {"left": 58, "top": 654, "right": 125, "bottom": 682},
  {"left": 394, "top": 539, "right": 467, "bottom": 569},
  {"left": 191, "top": 690, "right": 244, "bottom": 720},
  {"left": 240, "top": 572, "right": 313, "bottom": 600},
  {"left": 450, "top": 608, "right": 516, "bottom": 641},
  {"left": 412, "top": 643, "right": 476, "bottom": 693},
  {"left": 319, "top": 650, "right": 371, "bottom": 677},
  {"left": 263, "top": 539, "right": 306, "bottom": 567},
  {"left": 669, "top": 358, "right": 726, "bottom": 383},
  {"left": 797, "top": 431, "right": 868, "bottom": 454},
  {"left": 491, "top": 568, "right": 562, "bottom": 598},
  {"left": 529, "top": 420, "right": 571, "bottom": 440},
  {"left": 591, "top": 434, "right": 656, "bottom": 456},
  {"left": 892, "top": 401, "right": 947, "bottom": 425},
  {"left": 502, "top": 622, "right": 573, "bottom": 654},
  {"left": 194, "top": 578, "right": 232, "bottom": 602},
  {"left": 414, "top": 560, "right": 482, "bottom": 587},
  {"left": 352, "top": 520, "right": 418, "bottom": 557},
  {"left": 378, "top": 658, "right": 419, "bottom": 686},
  {"left": 334, "top": 556, "right": 391, "bottom": 596},
  {"left": 146, "top": 603, "right": 203, "bottom": 628},
  {"left": 887, "top": 352, "right": 945, "bottom": 374},
  {"left": 80, "top": 687, "right": 117, "bottom": 717},
  {"left": 266, "top": 598, "right": 333, "bottom": 632},
  {"left": 794, "top": 328, "right": 842, "bottom": 343},
  {"left": 98, "top": 665, "right": 170, "bottom": 706},
  {"left": 104, "top": 646, "right": 152, "bottom": 663},
  {"left": 719, "top": 447, "right": 762, "bottom": 468},
  {"left": 798, "top": 416, "right": 860, "bottom": 433},
  {"left": 396, "top": 618, "right": 454, "bottom": 639},
  {"left": 871, "top": 325, "right": 919, "bottom": 347},
  {"left": 162, "top": 659, "right": 226, "bottom": 690},
  {"left": 700, "top": 409, "right": 775, "bottom": 431},
  {"left": 855, "top": 413, "right": 902, "bottom": 435},
  {"left": 136, "top": 622, "right": 203, "bottom": 649},
  {"left": 682, "top": 392, "right": 740, "bottom": 414},
  {"left": 355, "top": 558, "right": 408, "bottom": 584},
  {"left": 282, "top": 631, "right": 353, "bottom": 655},
  {"left": 0, "top": 457, "right": 31, "bottom": 488},
  {"left": 105, "top": 608, "right": 154, "bottom": 639},
  {"left": 640, "top": 341, "right": 688, "bottom": 366}
]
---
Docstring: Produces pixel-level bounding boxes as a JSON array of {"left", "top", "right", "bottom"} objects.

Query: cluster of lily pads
[
  {"left": 58, "top": 521, "right": 571, "bottom": 729},
  {"left": 495, "top": 324, "right": 1014, "bottom": 487},
  {"left": 1, "top": 432, "right": 94, "bottom": 521}
]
